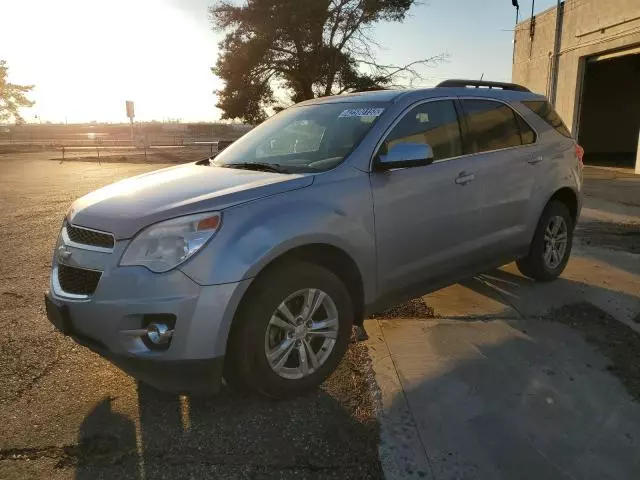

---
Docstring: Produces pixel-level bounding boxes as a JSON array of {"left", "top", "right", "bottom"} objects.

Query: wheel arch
[
  {"left": 547, "top": 187, "right": 579, "bottom": 226},
  {"left": 237, "top": 243, "right": 366, "bottom": 327}
]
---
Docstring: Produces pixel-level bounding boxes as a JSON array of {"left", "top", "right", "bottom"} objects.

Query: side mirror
[{"left": 377, "top": 142, "right": 435, "bottom": 170}]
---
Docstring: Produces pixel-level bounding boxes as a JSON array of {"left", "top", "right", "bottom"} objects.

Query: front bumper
[{"left": 46, "top": 234, "right": 252, "bottom": 393}]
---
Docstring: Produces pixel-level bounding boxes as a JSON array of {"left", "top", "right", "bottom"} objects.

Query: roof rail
[{"left": 437, "top": 79, "right": 530, "bottom": 92}]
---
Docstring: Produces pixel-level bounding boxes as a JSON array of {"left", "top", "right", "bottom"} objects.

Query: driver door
[{"left": 370, "top": 99, "right": 484, "bottom": 298}]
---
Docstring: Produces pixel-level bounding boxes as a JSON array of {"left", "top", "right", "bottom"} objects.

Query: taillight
[{"left": 575, "top": 144, "right": 584, "bottom": 166}]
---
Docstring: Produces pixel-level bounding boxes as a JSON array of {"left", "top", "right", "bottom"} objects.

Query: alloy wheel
[
  {"left": 543, "top": 215, "right": 568, "bottom": 269},
  {"left": 264, "top": 288, "right": 339, "bottom": 380}
]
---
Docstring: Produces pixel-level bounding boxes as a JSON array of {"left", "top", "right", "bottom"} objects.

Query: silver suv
[{"left": 45, "top": 80, "right": 583, "bottom": 398}]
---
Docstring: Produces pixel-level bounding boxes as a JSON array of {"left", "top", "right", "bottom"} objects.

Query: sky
[{"left": 0, "top": 0, "right": 558, "bottom": 123}]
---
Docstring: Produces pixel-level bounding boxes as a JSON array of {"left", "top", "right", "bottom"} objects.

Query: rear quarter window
[
  {"left": 522, "top": 100, "right": 572, "bottom": 138},
  {"left": 461, "top": 99, "right": 524, "bottom": 153}
]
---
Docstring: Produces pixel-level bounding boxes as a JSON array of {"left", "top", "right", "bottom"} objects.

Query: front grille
[
  {"left": 66, "top": 224, "right": 114, "bottom": 249},
  {"left": 57, "top": 264, "right": 102, "bottom": 295}
]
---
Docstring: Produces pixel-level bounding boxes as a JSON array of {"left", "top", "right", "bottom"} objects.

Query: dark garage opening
[{"left": 577, "top": 51, "right": 640, "bottom": 168}]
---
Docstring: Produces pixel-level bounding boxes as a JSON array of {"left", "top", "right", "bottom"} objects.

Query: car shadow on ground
[
  {"left": 72, "top": 352, "right": 383, "bottom": 479},
  {"left": 457, "top": 266, "right": 640, "bottom": 324}
]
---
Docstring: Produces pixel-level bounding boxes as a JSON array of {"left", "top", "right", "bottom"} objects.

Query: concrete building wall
[{"left": 512, "top": 0, "right": 640, "bottom": 134}]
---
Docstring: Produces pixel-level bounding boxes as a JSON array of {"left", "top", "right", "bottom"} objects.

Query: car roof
[{"left": 296, "top": 81, "right": 546, "bottom": 107}]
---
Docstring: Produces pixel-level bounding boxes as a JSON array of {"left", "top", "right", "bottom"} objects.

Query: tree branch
[{"left": 359, "top": 54, "right": 448, "bottom": 81}]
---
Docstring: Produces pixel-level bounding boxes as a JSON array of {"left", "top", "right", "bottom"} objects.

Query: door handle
[
  {"left": 528, "top": 155, "right": 544, "bottom": 165},
  {"left": 455, "top": 172, "right": 475, "bottom": 185}
]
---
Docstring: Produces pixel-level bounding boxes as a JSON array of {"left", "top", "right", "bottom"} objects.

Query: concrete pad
[
  {"left": 581, "top": 197, "right": 640, "bottom": 225},
  {"left": 477, "top": 255, "right": 640, "bottom": 332},
  {"left": 422, "top": 281, "right": 519, "bottom": 319},
  {"left": 367, "top": 317, "right": 640, "bottom": 480},
  {"left": 583, "top": 166, "right": 640, "bottom": 207},
  {"left": 420, "top": 243, "right": 640, "bottom": 329},
  {"left": 365, "top": 319, "right": 433, "bottom": 479}
]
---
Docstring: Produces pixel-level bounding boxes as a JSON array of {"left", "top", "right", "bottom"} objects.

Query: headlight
[{"left": 120, "top": 212, "right": 222, "bottom": 273}]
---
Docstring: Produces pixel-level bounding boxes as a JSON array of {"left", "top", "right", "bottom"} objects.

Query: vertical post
[
  {"left": 549, "top": 0, "right": 564, "bottom": 106},
  {"left": 635, "top": 129, "right": 640, "bottom": 175},
  {"left": 511, "top": 4, "right": 520, "bottom": 66},
  {"left": 130, "top": 118, "right": 134, "bottom": 146},
  {"left": 530, "top": 0, "right": 535, "bottom": 20},
  {"left": 512, "top": 6, "right": 519, "bottom": 67},
  {"left": 528, "top": 0, "right": 536, "bottom": 58},
  {"left": 61, "top": 146, "right": 65, "bottom": 164}
]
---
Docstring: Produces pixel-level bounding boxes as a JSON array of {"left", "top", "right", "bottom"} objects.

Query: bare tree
[{"left": 210, "top": 0, "right": 445, "bottom": 122}]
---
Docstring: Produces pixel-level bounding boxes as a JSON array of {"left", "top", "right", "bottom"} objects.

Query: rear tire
[
  {"left": 224, "top": 262, "right": 353, "bottom": 399},
  {"left": 516, "top": 201, "right": 573, "bottom": 282}
]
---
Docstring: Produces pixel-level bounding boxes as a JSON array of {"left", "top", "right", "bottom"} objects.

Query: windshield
[{"left": 213, "top": 102, "right": 388, "bottom": 173}]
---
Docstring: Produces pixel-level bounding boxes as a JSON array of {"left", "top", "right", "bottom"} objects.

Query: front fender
[{"left": 179, "top": 168, "right": 377, "bottom": 303}]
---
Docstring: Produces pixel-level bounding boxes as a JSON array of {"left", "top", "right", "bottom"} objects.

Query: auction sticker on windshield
[{"left": 338, "top": 108, "right": 385, "bottom": 118}]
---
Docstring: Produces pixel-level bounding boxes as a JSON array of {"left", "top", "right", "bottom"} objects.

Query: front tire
[
  {"left": 224, "top": 262, "right": 353, "bottom": 398},
  {"left": 517, "top": 201, "right": 573, "bottom": 282}
]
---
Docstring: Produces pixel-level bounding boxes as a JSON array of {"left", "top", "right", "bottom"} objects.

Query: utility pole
[{"left": 549, "top": 0, "right": 564, "bottom": 106}]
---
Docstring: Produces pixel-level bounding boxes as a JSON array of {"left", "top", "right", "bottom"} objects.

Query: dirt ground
[{"left": 0, "top": 157, "right": 382, "bottom": 479}]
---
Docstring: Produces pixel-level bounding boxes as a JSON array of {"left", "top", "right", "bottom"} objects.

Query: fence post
[
  {"left": 97, "top": 146, "right": 101, "bottom": 165},
  {"left": 60, "top": 146, "right": 65, "bottom": 164}
]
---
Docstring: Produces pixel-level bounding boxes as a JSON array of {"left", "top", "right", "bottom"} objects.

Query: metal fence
[{"left": 53, "top": 143, "right": 222, "bottom": 165}]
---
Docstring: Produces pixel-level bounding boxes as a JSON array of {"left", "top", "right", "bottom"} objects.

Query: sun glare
[{"left": 1, "top": 0, "right": 222, "bottom": 123}]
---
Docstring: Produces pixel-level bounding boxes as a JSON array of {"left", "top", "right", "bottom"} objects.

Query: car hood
[{"left": 68, "top": 163, "right": 314, "bottom": 239}]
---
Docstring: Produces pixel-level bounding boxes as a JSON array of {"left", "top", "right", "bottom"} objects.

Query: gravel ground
[
  {"left": 369, "top": 298, "right": 434, "bottom": 319},
  {"left": 0, "top": 157, "right": 382, "bottom": 479}
]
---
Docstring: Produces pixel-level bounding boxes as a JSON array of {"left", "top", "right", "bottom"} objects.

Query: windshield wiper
[
  {"left": 195, "top": 157, "right": 214, "bottom": 166},
  {"left": 219, "top": 162, "right": 290, "bottom": 174}
]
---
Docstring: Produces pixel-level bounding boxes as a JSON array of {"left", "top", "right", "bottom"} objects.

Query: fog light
[{"left": 147, "top": 322, "right": 173, "bottom": 345}]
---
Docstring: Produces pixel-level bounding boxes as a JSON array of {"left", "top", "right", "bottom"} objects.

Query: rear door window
[
  {"left": 515, "top": 115, "right": 536, "bottom": 145},
  {"left": 461, "top": 99, "right": 526, "bottom": 153},
  {"left": 522, "top": 100, "right": 572, "bottom": 138}
]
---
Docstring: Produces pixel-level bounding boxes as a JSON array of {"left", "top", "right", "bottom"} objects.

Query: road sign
[{"left": 126, "top": 101, "right": 135, "bottom": 119}]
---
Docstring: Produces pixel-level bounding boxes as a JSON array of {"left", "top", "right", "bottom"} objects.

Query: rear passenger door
[{"left": 459, "top": 98, "right": 538, "bottom": 255}]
